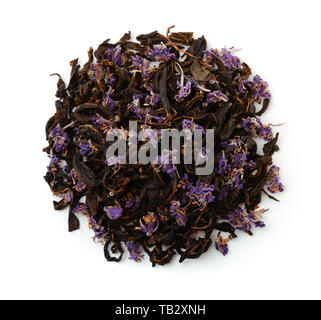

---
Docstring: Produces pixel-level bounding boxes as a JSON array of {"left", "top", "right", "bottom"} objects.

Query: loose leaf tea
[{"left": 44, "top": 27, "right": 284, "bottom": 266}]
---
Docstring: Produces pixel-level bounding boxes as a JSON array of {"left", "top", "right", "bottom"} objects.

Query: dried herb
[{"left": 44, "top": 27, "right": 284, "bottom": 266}]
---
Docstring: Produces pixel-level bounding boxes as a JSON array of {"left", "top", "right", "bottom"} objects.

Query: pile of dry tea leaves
[{"left": 44, "top": 27, "right": 284, "bottom": 266}]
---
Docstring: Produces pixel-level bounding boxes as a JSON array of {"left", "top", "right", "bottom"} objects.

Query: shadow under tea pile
[{"left": 44, "top": 27, "right": 284, "bottom": 266}]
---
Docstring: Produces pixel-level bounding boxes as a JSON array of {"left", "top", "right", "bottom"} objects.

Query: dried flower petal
[
  {"left": 125, "top": 242, "right": 144, "bottom": 262},
  {"left": 104, "top": 206, "right": 123, "bottom": 220},
  {"left": 266, "top": 165, "right": 284, "bottom": 193}
]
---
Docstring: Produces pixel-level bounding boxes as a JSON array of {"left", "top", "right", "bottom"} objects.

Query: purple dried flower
[
  {"left": 228, "top": 207, "right": 266, "bottom": 233},
  {"left": 50, "top": 156, "right": 59, "bottom": 165},
  {"left": 145, "top": 113, "right": 166, "bottom": 123},
  {"left": 125, "top": 198, "right": 139, "bottom": 210},
  {"left": 92, "top": 115, "right": 112, "bottom": 133},
  {"left": 182, "top": 119, "right": 206, "bottom": 137},
  {"left": 103, "top": 87, "right": 115, "bottom": 110},
  {"left": 88, "top": 215, "right": 107, "bottom": 242},
  {"left": 220, "top": 138, "right": 244, "bottom": 153},
  {"left": 184, "top": 178, "right": 215, "bottom": 206},
  {"left": 248, "top": 212, "right": 266, "bottom": 228},
  {"left": 105, "top": 45, "right": 122, "bottom": 66},
  {"left": 137, "top": 212, "right": 159, "bottom": 236},
  {"left": 252, "top": 75, "right": 271, "bottom": 100},
  {"left": 146, "top": 44, "right": 176, "bottom": 62},
  {"left": 226, "top": 169, "right": 244, "bottom": 191},
  {"left": 75, "top": 180, "right": 87, "bottom": 193},
  {"left": 206, "top": 90, "right": 228, "bottom": 104},
  {"left": 218, "top": 150, "right": 248, "bottom": 192},
  {"left": 266, "top": 165, "right": 284, "bottom": 193},
  {"left": 88, "top": 64, "right": 114, "bottom": 84},
  {"left": 144, "top": 93, "right": 160, "bottom": 106},
  {"left": 228, "top": 208, "right": 252, "bottom": 233},
  {"left": 215, "top": 232, "right": 230, "bottom": 256},
  {"left": 64, "top": 190, "right": 73, "bottom": 204},
  {"left": 156, "top": 149, "right": 178, "bottom": 177},
  {"left": 239, "top": 75, "right": 271, "bottom": 100},
  {"left": 79, "top": 143, "right": 93, "bottom": 157},
  {"left": 175, "top": 81, "right": 192, "bottom": 102},
  {"left": 242, "top": 116, "right": 258, "bottom": 130},
  {"left": 104, "top": 67, "right": 116, "bottom": 85},
  {"left": 231, "top": 153, "right": 247, "bottom": 169},
  {"left": 131, "top": 55, "right": 153, "bottom": 79},
  {"left": 69, "top": 169, "right": 87, "bottom": 193},
  {"left": 128, "top": 95, "right": 144, "bottom": 120},
  {"left": 72, "top": 203, "right": 89, "bottom": 215},
  {"left": 49, "top": 124, "right": 70, "bottom": 153},
  {"left": 144, "top": 84, "right": 160, "bottom": 107},
  {"left": 258, "top": 125, "right": 273, "bottom": 140},
  {"left": 204, "top": 48, "right": 241, "bottom": 71},
  {"left": 89, "top": 63, "right": 102, "bottom": 82},
  {"left": 125, "top": 242, "right": 144, "bottom": 262},
  {"left": 104, "top": 205, "right": 123, "bottom": 220},
  {"left": 170, "top": 200, "right": 188, "bottom": 227},
  {"left": 218, "top": 152, "right": 230, "bottom": 175},
  {"left": 47, "top": 156, "right": 59, "bottom": 173},
  {"left": 242, "top": 116, "right": 273, "bottom": 141}
]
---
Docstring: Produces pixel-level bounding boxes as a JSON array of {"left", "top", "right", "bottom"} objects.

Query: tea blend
[{"left": 44, "top": 27, "right": 284, "bottom": 266}]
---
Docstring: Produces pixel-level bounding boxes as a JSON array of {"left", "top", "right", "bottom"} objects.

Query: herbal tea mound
[{"left": 44, "top": 27, "right": 284, "bottom": 266}]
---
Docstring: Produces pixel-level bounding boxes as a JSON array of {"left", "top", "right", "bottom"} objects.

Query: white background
[{"left": 0, "top": 0, "right": 320, "bottom": 300}]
